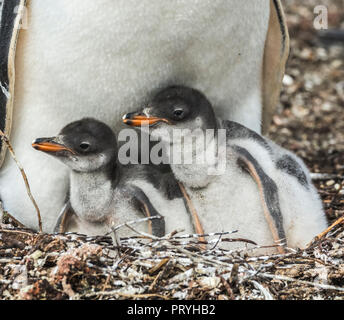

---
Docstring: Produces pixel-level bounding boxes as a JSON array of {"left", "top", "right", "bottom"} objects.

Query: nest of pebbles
[{"left": 0, "top": 218, "right": 343, "bottom": 300}]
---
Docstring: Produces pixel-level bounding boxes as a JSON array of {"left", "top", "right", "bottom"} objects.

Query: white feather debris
[
  {"left": 173, "top": 291, "right": 188, "bottom": 299},
  {"left": 12, "top": 265, "right": 28, "bottom": 290},
  {"left": 169, "top": 269, "right": 194, "bottom": 283},
  {"left": 198, "top": 277, "right": 221, "bottom": 289},
  {"left": 251, "top": 280, "right": 274, "bottom": 300}
]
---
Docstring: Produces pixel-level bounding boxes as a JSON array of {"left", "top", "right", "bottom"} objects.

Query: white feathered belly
[
  {"left": 187, "top": 172, "right": 277, "bottom": 253},
  {"left": 15, "top": 0, "right": 269, "bottom": 134}
]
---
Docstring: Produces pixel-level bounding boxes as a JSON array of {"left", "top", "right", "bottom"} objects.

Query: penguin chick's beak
[
  {"left": 123, "top": 112, "right": 170, "bottom": 127},
  {"left": 32, "top": 137, "right": 75, "bottom": 154}
]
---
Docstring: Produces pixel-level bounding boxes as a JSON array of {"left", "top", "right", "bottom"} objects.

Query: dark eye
[
  {"left": 80, "top": 142, "right": 90, "bottom": 150},
  {"left": 173, "top": 109, "right": 184, "bottom": 118}
]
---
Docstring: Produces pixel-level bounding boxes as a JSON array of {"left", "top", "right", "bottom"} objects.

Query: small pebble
[
  {"left": 326, "top": 180, "right": 335, "bottom": 186},
  {"left": 283, "top": 74, "right": 294, "bottom": 86},
  {"left": 321, "top": 102, "right": 334, "bottom": 112},
  {"left": 30, "top": 250, "right": 43, "bottom": 261}
]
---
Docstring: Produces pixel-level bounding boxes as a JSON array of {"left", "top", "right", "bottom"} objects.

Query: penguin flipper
[
  {"left": 262, "top": 0, "right": 290, "bottom": 134},
  {"left": 233, "top": 145, "right": 287, "bottom": 254},
  {"left": 0, "top": 0, "right": 26, "bottom": 167},
  {"left": 129, "top": 185, "right": 165, "bottom": 237},
  {"left": 159, "top": 172, "right": 183, "bottom": 200},
  {"left": 53, "top": 201, "right": 74, "bottom": 234}
]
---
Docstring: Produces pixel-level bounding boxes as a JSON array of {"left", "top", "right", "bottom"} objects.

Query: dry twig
[{"left": 0, "top": 130, "right": 42, "bottom": 232}]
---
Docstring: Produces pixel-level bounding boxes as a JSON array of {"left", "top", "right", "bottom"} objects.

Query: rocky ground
[
  {"left": 269, "top": 0, "right": 344, "bottom": 225},
  {"left": 0, "top": 220, "right": 343, "bottom": 300},
  {"left": 0, "top": 1, "right": 343, "bottom": 300}
]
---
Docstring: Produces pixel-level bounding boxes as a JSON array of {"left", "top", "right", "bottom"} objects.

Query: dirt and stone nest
[
  {"left": 0, "top": 1, "right": 343, "bottom": 300},
  {"left": 0, "top": 219, "right": 343, "bottom": 300}
]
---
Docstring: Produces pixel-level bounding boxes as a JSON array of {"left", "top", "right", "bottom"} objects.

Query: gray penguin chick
[
  {"left": 123, "top": 86, "right": 328, "bottom": 254},
  {"left": 33, "top": 118, "right": 165, "bottom": 238}
]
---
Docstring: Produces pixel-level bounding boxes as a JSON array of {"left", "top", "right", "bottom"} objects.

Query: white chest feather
[
  {"left": 186, "top": 165, "right": 274, "bottom": 249},
  {"left": 70, "top": 172, "right": 114, "bottom": 223},
  {"left": 169, "top": 133, "right": 220, "bottom": 188}
]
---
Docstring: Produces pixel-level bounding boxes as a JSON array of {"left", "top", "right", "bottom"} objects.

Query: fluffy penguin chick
[
  {"left": 32, "top": 118, "right": 165, "bottom": 238},
  {"left": 121, "top": 163, "right": 195, "bottom": 236},
  {"left": 123, "top": 86, "right": 328, "bottom": 254}
]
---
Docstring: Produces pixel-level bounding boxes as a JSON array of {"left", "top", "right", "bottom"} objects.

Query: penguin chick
[
  {"left": 123, "top": 86, "right": 328, "bottom": 254},
  {"left": 32, "top": 118, "right": 165, "bottom": 238}
]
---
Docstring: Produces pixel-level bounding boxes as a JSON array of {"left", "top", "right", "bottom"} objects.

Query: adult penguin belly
[{"left": 0, "top": 0, "right": 287, "bottom": 232}]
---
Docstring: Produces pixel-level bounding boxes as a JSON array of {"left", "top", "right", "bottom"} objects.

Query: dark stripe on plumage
[
  {"left": 276, "top": 155, "right": 309, "bottom": 189},
  {"left": 129, "top": 185, "right": 166, "bottom": 237},
  {"left": 272, "top": 0, "right": 287, "bottom": 54},
  {"left": 221, "top": 120, "right": 273, "bottom": 155},
  {"left": 233, "top": 145, "right": 286, "bottom": 243}
]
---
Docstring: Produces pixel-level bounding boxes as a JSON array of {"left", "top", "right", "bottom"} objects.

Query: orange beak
[
  {"left": 32, "top": 138, "right": 75, "bottom": 154},
  {"left": 123, "top": 113, "right": 170, "bottom": 127}
]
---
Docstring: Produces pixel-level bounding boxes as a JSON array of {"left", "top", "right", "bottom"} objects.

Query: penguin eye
[
  {"left": 79, "top": 142, "right": 90, "bottom": 151},
  {"left": 173, "top": 109, "right": 184, "bottom": 118}
]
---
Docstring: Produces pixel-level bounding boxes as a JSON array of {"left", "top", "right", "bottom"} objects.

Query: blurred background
[{"left": 269, "top": 0, "right": 344, "bottom": 224}]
